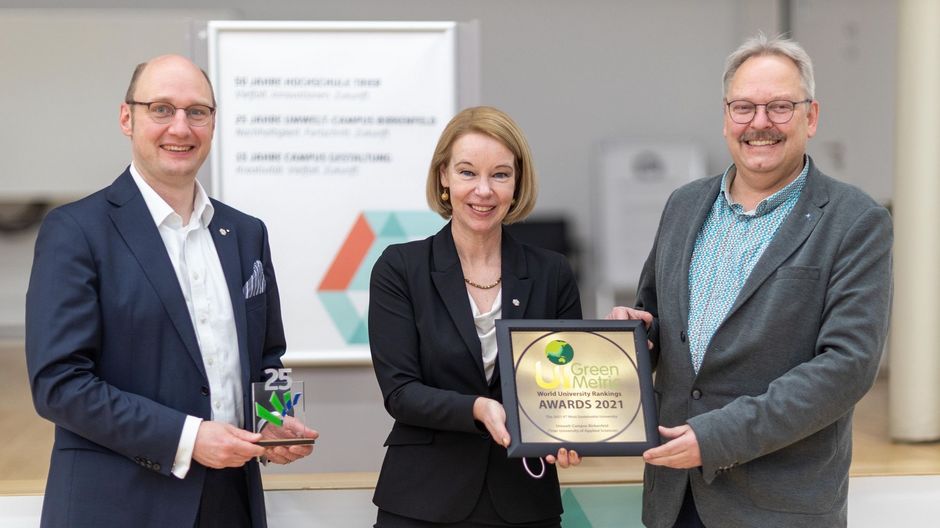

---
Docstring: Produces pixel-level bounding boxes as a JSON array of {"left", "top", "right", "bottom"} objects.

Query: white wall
[
  {"left": 0, "top": 9, "right": 231, "bottom": 199},
  {"left": 0, "top": 231, "right": 34, "bottom": 338},
  {"left": 796, "top": 0, "right": 898, "bottom": 205}
]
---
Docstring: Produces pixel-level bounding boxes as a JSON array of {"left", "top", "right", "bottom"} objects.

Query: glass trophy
[{"left": 251, "top": 368, "right": 316, "bottom": 446}]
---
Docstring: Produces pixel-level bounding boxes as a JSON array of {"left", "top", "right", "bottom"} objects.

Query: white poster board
[
  {"left": 594, "top": 142, "right": 706, "bottom": 292},
  {"left": 209, "top": 21, "right": 457, "bottom": 364}
]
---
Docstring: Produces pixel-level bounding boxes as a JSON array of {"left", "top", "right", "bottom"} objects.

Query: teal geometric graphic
[
  {"left": 561, "top": 485, "right": 644, "bottom": 527},
  {"left": 318, "top": 292, "right": 369, "bottom": 344},
  {"left": 318, "top": 210, "right": 444, "bottom": 344},
  {"left": 561, "top": 488, "right": 593, "bottom": 527}
]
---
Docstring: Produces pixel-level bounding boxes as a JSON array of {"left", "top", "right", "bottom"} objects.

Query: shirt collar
[
  {"left": 719, "top": 156, "right": 809, "bottom": 217},
  {"left": 129, "top": 163, "right": 215, "bottom": 229}
]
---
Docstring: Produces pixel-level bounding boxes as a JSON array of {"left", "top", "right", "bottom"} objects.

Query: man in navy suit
[{"left": 25, "top": 54, "right": 317, "bottom": 528}]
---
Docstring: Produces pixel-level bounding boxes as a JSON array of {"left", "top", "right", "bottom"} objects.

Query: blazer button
[
  {"left": 680, "top": 330, "right": 687, "bottom": 343},
  {"left": 153, "top": 463, "right": 162, "bottom": 472},
  {"left": 691, "top": 389, "right": 702, "bottom": 400},
  {"left": 201, "top": 386, "right": 210, "bottom": 396}
]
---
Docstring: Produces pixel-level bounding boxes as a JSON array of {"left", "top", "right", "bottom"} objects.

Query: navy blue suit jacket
[{"left": 25, "top": 169, "right": 286, "bottom": 528}]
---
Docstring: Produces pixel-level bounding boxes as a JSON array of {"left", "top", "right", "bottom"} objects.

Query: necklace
[{"left": 464, "top": 276, "right": 501, "bottom": 289}]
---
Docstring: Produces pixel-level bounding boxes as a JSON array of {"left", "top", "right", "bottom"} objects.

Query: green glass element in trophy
[{"left": 251, "top": 368, "right": 314, "bottom": 446}]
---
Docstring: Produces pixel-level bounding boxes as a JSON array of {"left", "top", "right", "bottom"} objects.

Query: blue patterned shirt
[{"left": 687, "top": 159, "right": 808, "bottom": 373}]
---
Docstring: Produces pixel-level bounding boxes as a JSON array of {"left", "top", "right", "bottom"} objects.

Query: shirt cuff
[{"left": 171, "top": 415, "right": 203, "bottom": 479}]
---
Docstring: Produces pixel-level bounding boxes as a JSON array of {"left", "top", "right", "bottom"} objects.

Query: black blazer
[{"left": 369, "top": 223, "right": 582, "bottom": 524}]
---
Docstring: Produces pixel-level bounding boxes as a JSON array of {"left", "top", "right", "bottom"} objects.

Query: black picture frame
[{"left": 496, "top": 319, "right": 659, "bottom": 457}]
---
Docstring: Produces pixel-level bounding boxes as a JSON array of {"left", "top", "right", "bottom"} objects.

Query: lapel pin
[
  {"left": 512, "top": 299, "right": 520, "bottom": 307},
  {"left": 219, "top": 228, "right": 230, "bottom": 236}
]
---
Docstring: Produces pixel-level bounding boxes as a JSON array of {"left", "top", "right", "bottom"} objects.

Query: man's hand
[
  {"left": 606, "top": 306, "right": 653, "bottom": 326},
  {"left": 546, "top": 447, "right": 581, "bottom": 468},
  {"left": 193, "top": 421, "right": 265, "bottom": 469},
  {"left": 606, "top": 306, "right": 654, "bottom": 349},
  {"left": 261, "top": 416, "right": 319, "bottom": 464},
  {"left": 473, "top": 397, "right": 511, "bottom": 448},
  {"left": 642, "top": 425, "right": 701, "bottom": 469}
]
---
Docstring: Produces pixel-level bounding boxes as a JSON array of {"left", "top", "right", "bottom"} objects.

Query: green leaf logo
[{"left": 254, "top": 390, "right": 302, "bottom": 428}]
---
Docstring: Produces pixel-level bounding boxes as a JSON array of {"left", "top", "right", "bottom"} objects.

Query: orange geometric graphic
[{"left": 318, "top": 213, "right": 376, "bottom": 290}]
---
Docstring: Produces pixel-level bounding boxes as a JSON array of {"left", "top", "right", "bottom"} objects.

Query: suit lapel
[
  {"left": 500, "top": 229, "right": 531, "bottom": 321},
  {"left": 724, "top": 162, "right": 829, "bottom": 320},
  {"left": 498, "top": 231, "right": 530, "bottom": 390},
  {"left": 106, "top": 170, "right": 206, "bottom": 378},
  {"left": 209, "top": 205, "right": 250, "bottom": 384},
  {"left": 430, "top": 224, "right": 486, "bottom": 378},
  {"left": 678, "top": 177, "right": 723, "bottom": 326}
]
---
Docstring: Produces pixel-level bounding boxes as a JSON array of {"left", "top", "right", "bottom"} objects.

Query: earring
[
  {"left": 511, "top": 198, "right": 516, "bottom": 205},
  {"left": 441, "top": 188, "right": 449, "bottom": 201}
]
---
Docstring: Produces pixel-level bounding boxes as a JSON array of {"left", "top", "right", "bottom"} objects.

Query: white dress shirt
[{"left": 130, "top": 164, "right": 243, "bottom": 478}]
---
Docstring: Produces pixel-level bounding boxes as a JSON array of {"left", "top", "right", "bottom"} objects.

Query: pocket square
[{"left": 243, "top": 260, "right": 267, "bottom": 299}]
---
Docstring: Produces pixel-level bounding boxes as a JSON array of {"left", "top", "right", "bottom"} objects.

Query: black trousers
[
  {"left": 376, "top": 472, "right": 560, "bottom": 528},
  {"left": 673, "top": 484, "right": 706, "bottom": 528},
  {"left": 195, "top": 466, "right": 252, "bottom": 528}
]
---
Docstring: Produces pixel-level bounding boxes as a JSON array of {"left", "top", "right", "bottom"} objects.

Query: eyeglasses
[
  {"left": 127, "top": 100, "right": 216, "bottom": 126},
  {"left": 725, "top": 99, "right": 812, "bottom": 124}
]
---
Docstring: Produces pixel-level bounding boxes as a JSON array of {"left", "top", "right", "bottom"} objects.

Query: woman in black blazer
[{"left": 369, "top": 106, "right": 582, "bottom": 527}]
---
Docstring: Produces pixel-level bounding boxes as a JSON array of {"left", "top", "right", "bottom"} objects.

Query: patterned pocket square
[{"left": 243, "top": 260, "right": 266, "bottom": 299}]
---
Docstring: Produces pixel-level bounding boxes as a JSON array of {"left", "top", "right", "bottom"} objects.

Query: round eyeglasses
[
  {"left": 725, "top": 99, "right": 812, "bottom": 125},
  {"left": 127, "top": 100, "right": 216, "bottom": 127}
]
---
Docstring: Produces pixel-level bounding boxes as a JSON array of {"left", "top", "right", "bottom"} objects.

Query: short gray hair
[{"left": 723, "top": 33, "right": 815, "bottom": 100}]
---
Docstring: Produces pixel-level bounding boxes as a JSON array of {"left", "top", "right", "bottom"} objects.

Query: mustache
[{"left": 741, "top": 131, "right": 785, "bottom": 142}]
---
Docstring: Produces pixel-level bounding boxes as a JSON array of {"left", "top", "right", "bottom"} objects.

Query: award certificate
[{"left": 496, "top": 320, "right": 659, "bottom": 457}]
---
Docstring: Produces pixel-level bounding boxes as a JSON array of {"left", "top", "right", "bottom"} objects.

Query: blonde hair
[{"left": 426, "top": 106, "right": 537, "bottom": 224}]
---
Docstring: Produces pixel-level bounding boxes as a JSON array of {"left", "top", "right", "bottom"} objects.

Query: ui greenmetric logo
[
  {"left": 545, "top": 340, "right": 574, "bottom": 365},
  {"left": 317, "top": 211, "right": 443, "bottom": 344},
  {"left": 255, "top": 390, "right": 301, "bottom": 428}
]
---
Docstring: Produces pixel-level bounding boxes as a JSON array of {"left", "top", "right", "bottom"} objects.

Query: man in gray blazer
[{"left": 610, "top": 35, "right": 892, "bottom": 527}]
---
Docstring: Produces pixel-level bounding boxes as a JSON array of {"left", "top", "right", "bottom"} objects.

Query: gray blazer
[{"left": 636, "top": 158, "right": 892, "bottom": 528}]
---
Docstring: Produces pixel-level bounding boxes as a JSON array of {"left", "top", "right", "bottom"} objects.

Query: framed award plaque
[{"left": 496, "top": 319, "right": 659, "bottom": 457}]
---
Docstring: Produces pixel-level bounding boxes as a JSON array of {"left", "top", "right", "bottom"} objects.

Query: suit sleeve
[
  {"left": 26, "top": 208, "right": 185, "bottom": 476},
  {"left": 368, "top": 247, "right": 481, "bottom": 433},
  {"left": 688, "top": 205, "right": 893, "bottom": 482}
]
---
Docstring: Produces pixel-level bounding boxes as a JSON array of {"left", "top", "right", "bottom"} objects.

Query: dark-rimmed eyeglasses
[
  {"left": 127, "top": 100, "right": 216, "bottom": 126},
  {"left": 725, "top": 99, "right": 812, "bottom": 124}
]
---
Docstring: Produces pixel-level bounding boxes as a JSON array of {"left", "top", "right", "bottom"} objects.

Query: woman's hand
[
  {"left": 472, "top": 397, "right": 511, "bottom": 447},
  {"left": 546, "top": 448, "right": 581, "bottom": 468}
]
